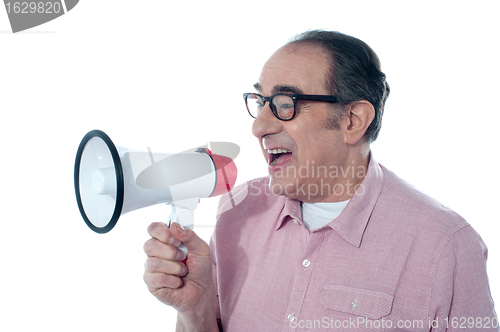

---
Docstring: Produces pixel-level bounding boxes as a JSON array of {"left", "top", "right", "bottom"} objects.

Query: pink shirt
[{"left": 210, "top": 155, "right": 498, "bottom": 331}]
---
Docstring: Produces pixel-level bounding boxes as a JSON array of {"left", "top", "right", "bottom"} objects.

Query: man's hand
[{"left": 143, "top": 222, "right": 218, "bottom": 331}]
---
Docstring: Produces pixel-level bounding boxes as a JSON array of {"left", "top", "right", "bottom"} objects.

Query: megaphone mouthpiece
[{"left": 210, "top": 152, "right": 237, "bottom": 197}]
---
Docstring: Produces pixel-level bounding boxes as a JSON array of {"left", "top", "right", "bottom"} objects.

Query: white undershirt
[{"left": 301, "top": 200, "right": 350, "bottom": 231}]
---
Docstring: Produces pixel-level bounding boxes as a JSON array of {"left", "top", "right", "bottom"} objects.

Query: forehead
[{"left": 257, "top": 44, "right": 330, "bottom": 95}]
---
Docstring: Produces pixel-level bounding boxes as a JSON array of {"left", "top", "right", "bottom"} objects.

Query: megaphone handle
[{"left": 167, "top": 205, "right": 195, "bottom": 263}]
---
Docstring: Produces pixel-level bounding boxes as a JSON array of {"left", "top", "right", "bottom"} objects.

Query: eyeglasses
[{"left": 243, "top": 92, "right": 340, "bottom": 121}]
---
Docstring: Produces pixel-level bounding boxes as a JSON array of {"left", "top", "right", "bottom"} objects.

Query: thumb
[{"left": 170, "top": 222, "right": 210, "bottom": 257}]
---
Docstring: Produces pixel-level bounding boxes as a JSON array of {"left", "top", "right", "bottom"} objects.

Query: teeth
[
  {"left": 268, "top": 148, "right": 290, "bottom": 166},
  {"left": 267, "top": 148, "right": 290, "bottom": 154}
]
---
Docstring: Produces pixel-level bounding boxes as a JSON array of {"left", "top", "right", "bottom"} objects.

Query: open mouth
[{"left": 267, "top": 148, "right": 292, "bottom": 166}]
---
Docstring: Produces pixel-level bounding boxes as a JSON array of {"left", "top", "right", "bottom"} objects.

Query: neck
[{"left": 319, "top": 146, "right": 371, "bottom": 203}]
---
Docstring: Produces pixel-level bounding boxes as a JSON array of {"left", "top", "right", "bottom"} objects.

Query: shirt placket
[{"left": 282, "top": 230, "right": 325, "bottom": 331}]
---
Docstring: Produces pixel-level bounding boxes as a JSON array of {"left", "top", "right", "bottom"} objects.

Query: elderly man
[{"left": 143, "top": 30, "right": 498, "bottom": 331}]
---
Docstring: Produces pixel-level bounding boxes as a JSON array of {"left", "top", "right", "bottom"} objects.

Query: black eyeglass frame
[{"left": 243, "top": 92, "right": 340, "bottom": 121}]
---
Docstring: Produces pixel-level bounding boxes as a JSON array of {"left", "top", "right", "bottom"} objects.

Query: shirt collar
[
  {"left": 275, "top": 195, "right": 302, "bottom": 231},
  {"left": 274, "top": 153, "right": 384, "bottom": 247}
]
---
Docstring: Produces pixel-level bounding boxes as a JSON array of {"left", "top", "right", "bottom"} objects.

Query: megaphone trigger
[
  {"left": 166, "top": 198, "right": 199, "bottom": 261},
  {"left": 167, "top": 208, "right": 190, "bottom": 263}
]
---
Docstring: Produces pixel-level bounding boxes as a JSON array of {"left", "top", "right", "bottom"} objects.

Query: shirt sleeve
[
  {"left": 209, "top": 231, "right": 221, "bottom": 321},
  {"left": 429, "top": 225, "right": 499, "bottom": 331}
]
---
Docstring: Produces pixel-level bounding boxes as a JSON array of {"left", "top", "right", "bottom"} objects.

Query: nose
[{"left": 252, "top": 102, "right": 282, "bottom": 139}]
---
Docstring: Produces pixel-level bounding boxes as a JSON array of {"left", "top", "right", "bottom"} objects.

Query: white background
[{"left": 1, "top": 1, "right": 499, "bottom": 330}]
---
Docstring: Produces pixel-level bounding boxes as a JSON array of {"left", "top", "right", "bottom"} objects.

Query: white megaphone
[{"left": 74, "top": 130, "right": 238, "bottom": 259}]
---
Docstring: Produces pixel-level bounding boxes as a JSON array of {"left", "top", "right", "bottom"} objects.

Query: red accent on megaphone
[{"left": 209, "top": 153, "right": 238, "bottom": 197}]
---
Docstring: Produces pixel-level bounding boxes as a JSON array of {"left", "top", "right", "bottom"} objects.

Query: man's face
[{"left": 252, "top": 45, "right": 351, "bottom": 202}]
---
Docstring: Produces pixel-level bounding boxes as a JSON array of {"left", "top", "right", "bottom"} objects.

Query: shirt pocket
[{"left": 320, "top": 285, "right": 394, "bottom": 320}]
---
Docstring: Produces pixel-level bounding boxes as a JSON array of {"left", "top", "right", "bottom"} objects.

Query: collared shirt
[
  {"left": 210, "top": 155, "right": 498, "bottom": 331},
  {"left": 302, "top": 200, "right": 350, "bottom": 231}
]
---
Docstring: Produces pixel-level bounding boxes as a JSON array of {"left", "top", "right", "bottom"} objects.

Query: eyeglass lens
[{"left": 246, "top": 94, "right": 295, "bottom": 120}]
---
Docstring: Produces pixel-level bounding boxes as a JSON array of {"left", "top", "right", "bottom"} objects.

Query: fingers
[
  {"left": 144, "top": 237, "right": 184, "bottom": 261},
  {"left": 147, "top": 222, "right": 181, "bottom": 247},
  {"left": 145, "top": 256, "right": 187, "bottom": 276},
  {"left": 144, "top": 271, "right": 183, "bottom": 290},
  {"left": 143, "top": 222, "right": 188, "bottom": 293},
  {"left": 169, "top": 222, "right": 211, "bottom": 257},
  {"left": 147, "top": 221, "right": 210, "bottom": 258}
]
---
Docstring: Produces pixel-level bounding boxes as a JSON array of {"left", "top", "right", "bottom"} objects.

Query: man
[{"left": 143, "top": 30, "right": 498, "bottom": 331}]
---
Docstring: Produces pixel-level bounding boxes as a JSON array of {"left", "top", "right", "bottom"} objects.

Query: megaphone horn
[{"left": 74, "top": 130, "right": 238, "bottom": 234}]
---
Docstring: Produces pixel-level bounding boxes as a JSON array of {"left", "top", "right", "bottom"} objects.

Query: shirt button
[
  {"left": 287, "top": 313, "right": 297, "bottom": 323},
  {"left": 303, "top": 259, "right": 310, "bottom": 268},
  {"left": 351, "top": 301, "right": 359, "bottom": 309}
]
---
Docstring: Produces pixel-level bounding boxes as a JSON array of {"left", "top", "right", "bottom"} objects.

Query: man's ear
[{"left": 344, "top": 100, "right": 375, "bottom": 145}]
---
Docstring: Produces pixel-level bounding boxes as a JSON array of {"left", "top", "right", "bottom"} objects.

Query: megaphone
[{"left": 74, "top": 130, "right": 238, "bottom": 257}]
